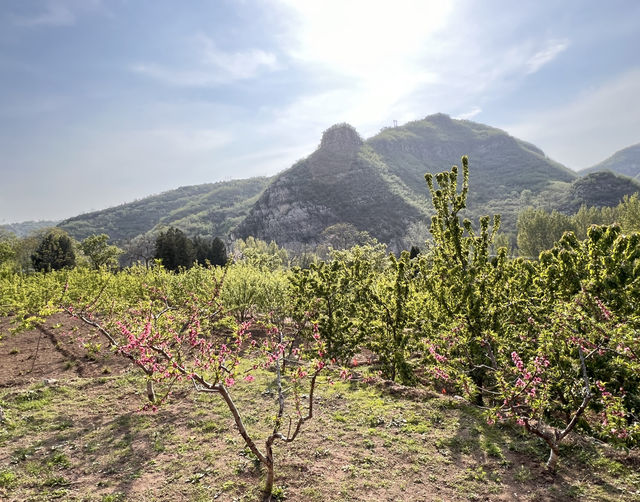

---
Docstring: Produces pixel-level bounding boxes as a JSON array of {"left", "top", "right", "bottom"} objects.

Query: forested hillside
[
  {"left": 58, "top": 177, "right": 271, "bottom": 243},
  {"left": 236, "top": 124, "right": 427, "bottom": 249}
]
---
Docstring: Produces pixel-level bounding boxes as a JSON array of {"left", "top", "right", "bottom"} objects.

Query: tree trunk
[
  {"left": 262, "top": 460, "right": 274, "bottom": 501},
  {"left": 146, "top": 380, "right": 156, "bottom": 402},
  {"left": 546, "top": 443, "right": 559, "bottom": 471}
]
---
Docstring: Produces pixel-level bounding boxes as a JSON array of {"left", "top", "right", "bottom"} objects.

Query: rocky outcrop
[
  {"left": 235, "top": 124, "right": 425, "bottom": 246},
  {"left": 319, "top": 123, "right": 363, "bottom": 152}
]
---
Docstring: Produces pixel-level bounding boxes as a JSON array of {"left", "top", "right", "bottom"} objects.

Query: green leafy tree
[
  {"left": 618, "top": 193, "right": 640, "bottom": 233},
  {"left": 0, "top": 230, "right": 17, "bottom": 268},
  {"left": 415, "top": 158, "right": 640, "bottom": 468},
  {"left": 516, "top": 207, "right": 575, "bottom": 258},
  {"left": 360, "top": 251, "right": 415, "bottom": 383},
  {"left": 232, "top": 237, "right": 288, "bottom": 271},
  {"left": 416, "top": 156, "right": 504, "bottom": 404},
  {"left": 80, "top": 234, "right": 122, "bottom": 270},
  {"left": 210, "top": 237, "right": 228, "bottom": 267},
  {"left": 290, "top": 244, "right": 386, "bottom": 363},
  {"left": 193, "top": 236, "right": 228, "bottom": 267},
  {"left": 570, "top": 204, "right": 617, "bottom": 240},
  {"left": 31, "top": 231, "right": 76, "bottom": 272}
]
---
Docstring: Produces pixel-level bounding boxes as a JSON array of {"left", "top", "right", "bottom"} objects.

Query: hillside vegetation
[{"left": 58, "top": 177, "right": 271, "bottom": 243}]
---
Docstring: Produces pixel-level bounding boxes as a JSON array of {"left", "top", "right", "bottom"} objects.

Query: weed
[
  {"left": 12, "top": 445, "right": 38, "bottom": 463},
  {"left": 48, "top": 452, "right": 71, "bottom": 469},
  {"left": 0, "top": 469, "right": 17, "bottom": 488},
  {"left": 222, "top": 480, "right": 236, "bottom": 491},
  {"left": 464, "top": 466, "right": 487, "bottom": 482},
  {"left": 271, "top": 484, "right": 287, "bottom": 500},
  {"left": 53, "top": 417, "right": 73, "bottom": 431},
  {"left": 42, "top": 475, "right": 70, "bottom": 487},
  {"left": 368, "top": 415, "right": 386, "bottom": 427},
  {"left": 332, "top": 412, "right": 348, "bottom": 423},
  {"left": 363, "top": 438, "right": 375, "bottom": 450},
  {"left": 83, "top": 341, "right": 102, "bottom": 360},
  {"left": 482, "top": 440, "right": 504, "bottom": 459},
  {"left": 513, "top": 465, "right": 532, "bottom": 483},
  {"left": 101, "top": 493, "right": 125, "bottom": 502},
  {"left": 589, "top": 456, "right": 628, "bottom": 476}
]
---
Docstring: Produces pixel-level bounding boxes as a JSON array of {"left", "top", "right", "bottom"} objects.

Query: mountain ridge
[
  {"left": 37, "top": 114, "right": 640, "bottom": 248},
  {"left": 579, "top": 143, "right": 640, "bottom": 180}
]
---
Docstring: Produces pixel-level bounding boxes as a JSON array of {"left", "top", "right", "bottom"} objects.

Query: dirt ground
[
  {"left": 0, "top": 313, "right": 130, "bottom": 388},
  {"left": 1, "top": 315, "right": 639, "bottom": 502}
]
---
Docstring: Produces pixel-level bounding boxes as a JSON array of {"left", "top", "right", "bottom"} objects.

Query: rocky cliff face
[{"left": 235, "top": 124, "right": 424, "bottom": 247}]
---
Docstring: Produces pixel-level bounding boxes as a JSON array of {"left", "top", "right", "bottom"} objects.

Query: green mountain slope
[
  {"left": 579, "top": 143, "right": 640, "bottom": 180},
  {"left": 58, "top": 177, "right": 271, "bottom": 243},
  {"left": 368, "top": 114, "right": 578, "bottom": 233},
  {"left": 238, "top": 115, "right": 581, "bottom": 245}
]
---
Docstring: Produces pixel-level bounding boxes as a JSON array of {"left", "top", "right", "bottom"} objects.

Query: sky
[{"left": 1, "top": 0, "right": 639, "bottom": 224}]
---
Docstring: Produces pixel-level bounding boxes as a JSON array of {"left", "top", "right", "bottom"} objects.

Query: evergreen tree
[
  {"left": 31, "top": 231, "right": 76, "bottom": 272},
  {"left": 155, "top": 228, "right": 194, "bottom": 271},
  {"left": 210, "top": 237, "right": 228, "bottom": 267},
  {"left": 192, "top": 236, "right": 228, "bottom": 267}
]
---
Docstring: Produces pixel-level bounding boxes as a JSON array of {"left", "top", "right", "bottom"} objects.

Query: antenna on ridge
[{"left": 393, "top": 120, "right": 398, "bottom": 128}]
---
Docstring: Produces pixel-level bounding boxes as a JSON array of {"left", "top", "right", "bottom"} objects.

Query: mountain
[
  {"left": 367, "top": 114, "right": 579, "bottom": 234},
  {"left": 579, "top": 143, "right": 640, "bottom": 179},
  {"left": 0, "top": 220, "right": 60, "bottom": 238},
  {"left": 235, "top": 124, "right": 427, "bottom": 248},
  {"left": 238, "top": 114, "right": 580, "bottom": 245},
  {"left": 368, "top": 113, "right": 576, "bottom": 206},
  {"left": 58, "top": 177, "right": 271, "bottom": 243},
  {"left": 51, "top": 114, "right": 640, "bottom": 249}
]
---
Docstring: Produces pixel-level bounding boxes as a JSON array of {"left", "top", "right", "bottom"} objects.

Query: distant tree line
[{"left": 0, "top": 226, "right": 229, "bottom": 274}]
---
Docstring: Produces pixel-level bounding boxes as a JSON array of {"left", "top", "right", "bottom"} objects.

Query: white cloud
[
  {"left": 269, "top": 1, "right": 574, "bottom": 140},
  {"left": 197, "top": 34, "right": 278, "bottom": 79},
  {"left": 525, "top": 39, "right": 569, "bottom": 74},
  {"left": 132, "top": 34, "right": 278, "bottom": 86},
  {"left": 502, "top": 69, "right": 640, "bottom": 169},
  {"left": 455, "top": 106, "right": 482, "bottom": 120}
]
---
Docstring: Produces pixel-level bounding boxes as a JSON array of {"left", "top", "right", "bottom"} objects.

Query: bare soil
[{"left": 0, "top": 315, "right": 638, "bottom": 502}]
